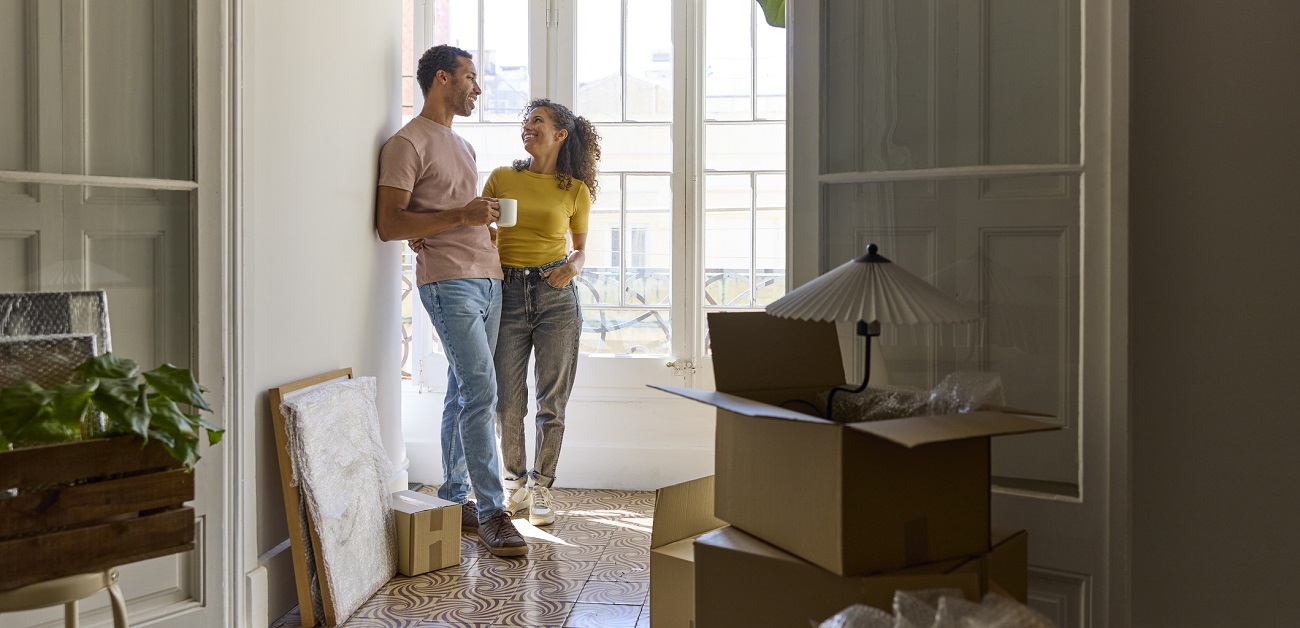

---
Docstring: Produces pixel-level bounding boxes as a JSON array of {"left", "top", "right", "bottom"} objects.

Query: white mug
[{"left": 497, "top": 198, "right": 518, "bottom": 227}]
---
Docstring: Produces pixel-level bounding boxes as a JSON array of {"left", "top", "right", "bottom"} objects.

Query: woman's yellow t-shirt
[{"left": 483, "top": 166, "right": 591, "bottom": 267}]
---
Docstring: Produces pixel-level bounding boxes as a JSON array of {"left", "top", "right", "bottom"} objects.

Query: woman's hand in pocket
[{"left": 542, "top": 263, "right": 578, "bottom": 288}]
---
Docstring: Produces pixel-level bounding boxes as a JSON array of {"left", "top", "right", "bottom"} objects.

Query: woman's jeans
[
  {"left": 495, "top": 260, "right": 581, "bottom": 490},
  {"left": 418, "top": 278, "right": 506, "bottom": 521}
]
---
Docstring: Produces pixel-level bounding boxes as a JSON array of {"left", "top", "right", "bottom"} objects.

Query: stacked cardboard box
[
  {"left": 648, "top": 476, "right": 728, "bottom": 628},
  {"left": 653, "top": 312, "right": 1057, "bottom": 627}
]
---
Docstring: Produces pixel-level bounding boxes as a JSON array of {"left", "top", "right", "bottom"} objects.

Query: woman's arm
[{"left": 544, "top": 232, "right": 587, "bottom": 288}]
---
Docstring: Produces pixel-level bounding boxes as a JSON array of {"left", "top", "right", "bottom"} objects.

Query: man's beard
[{"left": 450, "top": 90, "right": 474, "bottom": 117}]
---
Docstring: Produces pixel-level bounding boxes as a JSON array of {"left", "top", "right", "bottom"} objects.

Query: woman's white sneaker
[
  {"left": 503, "top": 485, "right": 530, "bottom": 516},
  {"left": 529, "top": 486, "right": 556, "bottom": 526}
]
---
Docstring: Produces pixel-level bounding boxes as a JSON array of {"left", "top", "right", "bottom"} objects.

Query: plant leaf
[
  {"left": 755, "top": 0, "right": 785, "bottom": 28},
  {"left": 148, "top": 396, "right": 205, "bottom": 468},
  {"left": 49, "top": 381, "right": 98, "bottom": 433},
  {"left": 0, "top": 382, "right": 84, "bottom": 444},
  {"left": 0, "top": 381, "right": 52, "bottom": 436},
  {"left": 148, "top": 396, "right": 197, "bottom": 440},
  {"left": 143, "top": 363, "right": 212, "bottom": 412},
  {"left": 77, "top": 352, "right": 140, "bottom": 380},
  {"left": 195, "top": 415, "right": 226, "bottom": 446},
  {"left": 92, "top": 377, "right": 151, "bottom": 438}
]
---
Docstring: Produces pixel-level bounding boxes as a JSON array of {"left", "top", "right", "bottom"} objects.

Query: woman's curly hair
[{"left": 512, "top": 99, "right": 601, "bottom": 202}]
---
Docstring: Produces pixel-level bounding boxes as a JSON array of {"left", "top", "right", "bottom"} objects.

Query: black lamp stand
[{"left": 825, "top": 319, "right": 881, "bottom": 422}]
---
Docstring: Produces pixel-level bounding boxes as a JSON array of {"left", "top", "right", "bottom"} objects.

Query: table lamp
[{"left": 764, "top": 243, "right": 979, "bottom": 421}]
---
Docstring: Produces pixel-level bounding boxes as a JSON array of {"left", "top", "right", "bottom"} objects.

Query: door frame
[
  {"left": 196, "top": 0, "right": 238, "bottom": 626},
  {"left": 787, "top": 0, "right": 1130, "bottom": 625}
]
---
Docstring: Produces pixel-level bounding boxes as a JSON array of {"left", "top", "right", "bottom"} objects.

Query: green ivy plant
[{"left": 0, "top": 352, "right": 223, "bottom": 469}]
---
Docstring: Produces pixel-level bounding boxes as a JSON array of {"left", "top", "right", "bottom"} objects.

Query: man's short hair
[{"left": 416, "top": 45, "right": 473, "bottom": 96}]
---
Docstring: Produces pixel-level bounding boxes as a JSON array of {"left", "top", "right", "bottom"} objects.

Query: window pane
[
  {"left": 580, "top": 176, "right": 623, "bottom": 305},
  {"left": 455, "top": 124, "right": 527, "bottom": 178},
  {"left": 438, "top": 1, "right": 479, "bottom": 53},
  {"left": 599, "top": 124, "right": 673, "bottom": 172},
  {"left": 754, "top": 173, "right": 786, "bottom": 306},
  {"left": 705, "top": 0, "right": 753, "bottom": 120},
  {"left": 482, "top": 0, "right": 531, "bottom": 121},
  {"left": 579, "top": 308, "right": 671, "bottom": 356},
  {"left": 821, "top": 175, "right": 1080, "bottom": 486},
  {"left": 822, "top": 0, "right": 1080, "bottom": 172},
  {"left": 85, "top": 0, "right": 192, "bottom": 180},
  {"left": 705, "top": 123, "right": 784, "bottom": 171},
  {"left": 625, "top": 175, "right": 672, "bottom": 308},
  {"left": 704, "top": 174, "right": 753, "bottom": 308},
  {"left": 626, "top": 0, "right": 673, "bottom": 121},
  {"left": 754, "top": 12, "right": 786, "bottom": 120},
  {"left": 402, "top": 0, "right": 415, "bottom": 121},
  {"left": 575, "top": 0, "right": 622, "bottom": 122}
]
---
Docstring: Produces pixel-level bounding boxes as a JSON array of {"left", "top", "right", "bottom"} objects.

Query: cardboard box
[
  {"left": 655, "top": 312, "right": 1057, "bottom": 576},
  {"left": 982, "top": 525, "right": 1029, "bottom": 603},
  {"left": 649, "top": 476, "right": 728, "bottom": 628},
  {"left": 694, "top": 525, "right": 1029, "bottom": 627},
  {"left": 390, "top": 490, "right": 461, "bottom": 576}
]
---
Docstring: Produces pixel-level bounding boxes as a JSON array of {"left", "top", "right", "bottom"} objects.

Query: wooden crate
[{"left": 0, "top": 437, "right": 196, "bottom": 591}]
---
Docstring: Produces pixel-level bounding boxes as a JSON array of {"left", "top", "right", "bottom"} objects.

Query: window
[{"left": 400, "top": 0, "right": 786, "bottom": 385}]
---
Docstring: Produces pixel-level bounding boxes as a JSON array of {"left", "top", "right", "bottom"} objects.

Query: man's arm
[{"left": 374, "top": 185, "right": 500, "bottom": 242}]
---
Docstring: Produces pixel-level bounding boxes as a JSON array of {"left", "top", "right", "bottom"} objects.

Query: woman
[{"left": 485, "top": 98, "right": 600, "bottom": 526}]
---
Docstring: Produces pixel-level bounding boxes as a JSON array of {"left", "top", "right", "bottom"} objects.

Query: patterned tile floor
[{"left": 271, "top": 487, "right": 656, "bottom": 628}]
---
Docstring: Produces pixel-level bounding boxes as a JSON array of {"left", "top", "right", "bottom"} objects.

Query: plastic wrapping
[
  {"left": 820, "top": 372, "right": 1006, "bottom": 423},
  {"left": 0, "top": 291, "right": 111, "bottom": 389},
  {"left": 0, "top": 334, "right": 97, "bottom": 389},
  {"left": 820, "top": 592, "right": 1057, "bottom": 628},
  {"left": 279, "top": 376, "right": 396, "bottom": 625}
]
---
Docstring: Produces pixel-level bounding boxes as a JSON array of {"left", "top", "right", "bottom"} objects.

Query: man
[{"left": 375, "top": 45, "right": 527, "bottom": 557}]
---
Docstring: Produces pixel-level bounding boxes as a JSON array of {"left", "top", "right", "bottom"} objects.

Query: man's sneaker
[
  {"left": 503, "top": 485, "right": 530, "bottom": 516},
  {"left": 529, "top": 486, "right": 556, "bottom": 526},
  {"left": 460, "top": 501, "right": 479, "bottom": 532},
  {"left": 478, "top": 510, "right": 529, "bottom": 557}
]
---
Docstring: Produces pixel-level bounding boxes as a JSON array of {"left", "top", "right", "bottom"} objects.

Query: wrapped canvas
[{"left": 279, "top": 376, "right": 395, "bottom": 625}]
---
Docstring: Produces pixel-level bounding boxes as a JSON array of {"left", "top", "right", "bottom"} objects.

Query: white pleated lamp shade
[{"left": 766, "top": 244, "right": 979, "bottom": 325}]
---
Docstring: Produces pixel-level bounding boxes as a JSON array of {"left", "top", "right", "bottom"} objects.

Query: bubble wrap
[
  {"left": 819, "top": 592, "right": 1057, "bottom": 628},
  {"left": 0, "top": 334, "right": 97, "bottom": 389},
  {"left": 0, "top": 291, "right": 111, "bottom": 389},
  {"left": 279, "top": 376, "right": 396, "bottom": 625},
  {"left": 821, "top": 372, "right": 1007, "bottom": 423}
]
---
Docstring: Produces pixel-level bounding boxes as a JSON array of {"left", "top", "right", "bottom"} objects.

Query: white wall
[
  {"left": 239, "top": 1, "right": 403, "bottom": 624},
  {"left": 403, "top": 382, "right": 717, "bottom": 491},
  {"left": 1130, "top": 1, "right": 1300, "bottom": 625}
]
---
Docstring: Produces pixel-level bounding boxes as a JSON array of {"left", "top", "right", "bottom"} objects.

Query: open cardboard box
[
  {"left": 649, "top": 476, "right": 729, "bottom": 628},
  {"left": 654, "top": 312, "right": 1058, "bottom": 576},
  {"left": 693, "top": 525, "right": 1028, "bottom": 628}
]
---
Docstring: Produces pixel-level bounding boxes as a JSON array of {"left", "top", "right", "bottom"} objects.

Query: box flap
[
  {"left": 846, "top": 411, "right": 1059, "bottom": 448},
  {"left": 651, "top": 386, "right": 833, "bottom": 425},
  {"left": 694, "top": 526, "right": 808, "bottom": 567},
  {"left": 652, "top": 532, "right": 717, "bottom": 563},
  {"left": 706, "top": 311, "right": 846, "bottom": 394},
  {"left": 390, "top": 490, "right": 455, "bottom": 515},
  {"left": 651, "top": 476, "right": 727, "bottom": 550}
]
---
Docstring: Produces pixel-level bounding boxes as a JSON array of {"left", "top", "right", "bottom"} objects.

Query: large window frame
[{"left": 402, "top": 0, "right": 787, "bottom": 390}]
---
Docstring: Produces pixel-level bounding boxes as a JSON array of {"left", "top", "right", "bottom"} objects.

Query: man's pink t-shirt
[{"left": 378, "top": 116, "right": 503, "bottom": 286}]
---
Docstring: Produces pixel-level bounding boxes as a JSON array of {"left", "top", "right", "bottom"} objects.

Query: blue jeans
[
  {"left": 418, "top": 278, "right": 505, "bottom": 522},
  {"left": 495, "top": 260, "right": 581, "bottom": 489}
]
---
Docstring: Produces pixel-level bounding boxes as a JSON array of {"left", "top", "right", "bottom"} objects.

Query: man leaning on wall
[{"left": 374, "top": 44, "right": 528, "bottom": 557}]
